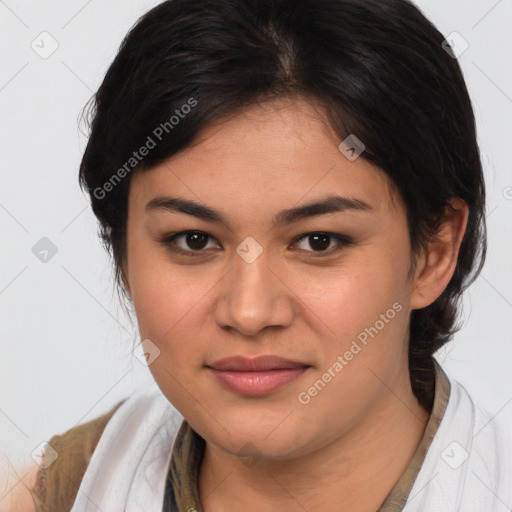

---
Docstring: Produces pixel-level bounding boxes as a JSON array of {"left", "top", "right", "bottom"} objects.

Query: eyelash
[{"left": 157, "top": 230, "right": 353, "bottom": 258}]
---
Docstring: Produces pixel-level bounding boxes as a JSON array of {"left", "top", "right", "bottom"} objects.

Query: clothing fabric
[
  {"left": 35, "top": 360, "right": 512, "bottom": 511},
  {"left": 403, "top": 375, "right": 512, "bottom": 511},
  {"left": 29, "top": 401, "right": 126, "bottom": 512},
  {"left": 66, "top": 389, "right": 183, "bottom": 512}
]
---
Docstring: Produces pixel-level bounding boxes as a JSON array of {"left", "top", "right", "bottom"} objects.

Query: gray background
[{"left": 1, "top": 0, "right": 511, "bottom": 489}]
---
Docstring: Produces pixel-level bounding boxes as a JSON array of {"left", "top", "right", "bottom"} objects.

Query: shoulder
[
  {"left": 64, "top": 385, "right": 183, "bottom": 512},
  {"left": 445, "top": 373, "right": 512, "bottom": 445},
  {"left": 27, "top": 398, "right": 126, "bottom": 512},
  {"left": 442, "top": 372, "right": 512, "bottom": 503},
  {"left": 405, "top": 368, "right": 512, "bottom": 510}
]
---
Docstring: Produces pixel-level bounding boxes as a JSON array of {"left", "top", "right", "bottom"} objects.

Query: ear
[{"left": 409, "top": 198, "right": 469, "bottom": 311}]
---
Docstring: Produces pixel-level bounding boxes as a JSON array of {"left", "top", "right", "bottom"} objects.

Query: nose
[{"left": 214, "top": 248, "right": 295, "bottom": 337}]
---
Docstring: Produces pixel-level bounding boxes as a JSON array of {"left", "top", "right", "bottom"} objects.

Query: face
[{"left": 123, "top": 96, "right": 419, "bottom": 460}]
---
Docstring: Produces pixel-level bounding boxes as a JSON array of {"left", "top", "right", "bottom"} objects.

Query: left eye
[{"left": 294, "top": 233, "right": 351, "bottom": 253}]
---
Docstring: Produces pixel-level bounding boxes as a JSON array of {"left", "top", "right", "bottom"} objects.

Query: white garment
[
  {"left": 69, "top": 386, "right": 182, "bottom": 512},
  {"left": 403, "top": 374, "right": 512, "bottom": 511},
  {"left": 69, "top": 368, "right": 512, "bottom": 512}
]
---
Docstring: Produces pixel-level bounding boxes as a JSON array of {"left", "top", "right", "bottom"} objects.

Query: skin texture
[
  {"left": 1, "top": 462, "right": 38, "bottom": 512},
  {"left": 123, "top": 96, "right": 468, "bottom": 511}
]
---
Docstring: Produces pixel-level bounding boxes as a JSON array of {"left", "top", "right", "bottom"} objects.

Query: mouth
[{"left": 206, "top": 355, "right": 312, "bottom": 396}]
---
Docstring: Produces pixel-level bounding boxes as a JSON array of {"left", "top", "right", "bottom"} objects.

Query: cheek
[
  {"left": 132, "top": 274, "right": 204, "bottom": 351},
  {"left": 298, "top": 255, "right": 407, "bottom": 336},
  {"left": 129, "top": 266, "right": 210, "bottom": 413},
  {"left": 293, "top": 268, "right": 409, "bottom": 435},
  {"left": 297, "top": 255, "right": 411, "bottom": 405},
  {"left": 127, "top": 235, "right": 201, "bottom": 333}
]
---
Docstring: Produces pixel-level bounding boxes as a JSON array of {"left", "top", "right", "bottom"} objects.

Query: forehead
[{"left": 129, "top": 96, "right": 401, "bottom": 218}]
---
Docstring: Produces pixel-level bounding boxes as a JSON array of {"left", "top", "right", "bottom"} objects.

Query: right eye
[{"left": 158, "top": 230, "right": 221, "bottom": 256}]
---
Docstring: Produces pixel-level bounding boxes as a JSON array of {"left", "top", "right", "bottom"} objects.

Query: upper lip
[{"left": 207, "top": 355, "right": 310, "bottom": 371}]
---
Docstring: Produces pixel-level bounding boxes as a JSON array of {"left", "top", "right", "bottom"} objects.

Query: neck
[{"left": 198, "top": 366, "right": 431, "bottom": 512}]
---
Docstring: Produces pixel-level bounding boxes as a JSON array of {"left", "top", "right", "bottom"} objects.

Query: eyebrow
[{"left": 145, "top": 194, "right": 373, "bottom": 228}]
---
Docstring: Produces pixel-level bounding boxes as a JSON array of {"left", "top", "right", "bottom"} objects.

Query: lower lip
[{"left": 207, "top": 367, "right": 309, "bottom": 396}]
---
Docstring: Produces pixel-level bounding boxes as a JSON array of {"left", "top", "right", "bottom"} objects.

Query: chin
[{"left": 196, "top": 413, "right": 316, "bottom": 461}]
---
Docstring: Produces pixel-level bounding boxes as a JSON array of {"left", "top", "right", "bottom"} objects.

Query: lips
[
  {"left": 206, "top": 355, "right": 310, "bottom": 372},
  {"left": 206, "top": 355, "right": 311, "bottom": 396}
]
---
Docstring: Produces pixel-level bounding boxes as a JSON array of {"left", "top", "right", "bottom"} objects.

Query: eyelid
[
  {"left": 158, "top": 230, "right": 353, "bottom": 257},
  {"left": 293, "top": 232, "right": 353, "bottom": 255},
  {"left": 158, "top": 230, "right": 220, "bottom": 256}
]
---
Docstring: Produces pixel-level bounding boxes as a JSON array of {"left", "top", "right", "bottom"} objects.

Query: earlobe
[{"left": 410, "top": 198, "right": 469, "bottom": 311}]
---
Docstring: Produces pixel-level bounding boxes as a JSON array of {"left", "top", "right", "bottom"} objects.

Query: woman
[{"left": 7, "top": 0, "right": 511, "bottom": 510}]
